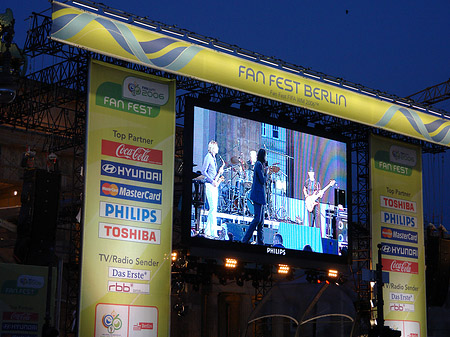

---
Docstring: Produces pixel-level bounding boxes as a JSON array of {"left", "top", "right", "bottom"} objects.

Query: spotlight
[
  {"left": 171, "top": 251, "right": 178, "bottom": 262},
  {"left": 328, "top": 269, "right": 338, "bottom": 278},
  {"left": 277, "top": 264, "right": 290, "bottom": 274},
  {"left": 224, "top": 258, "right": 237, "bottom": 269},
  {"left": 13, "top": 190, "right": 18, "bottom": 196}
]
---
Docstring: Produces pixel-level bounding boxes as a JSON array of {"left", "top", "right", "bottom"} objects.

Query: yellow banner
[
  {"left": 370, "top": 135, "right": 426, "bottom": 337},
  {"left": 0, "top": 263, "right": 56, "bottom": 335},
  {"left": 79, "top": 60, "right": 175, "bottom": 336},
  {"left": 51, "top": 2, "right": 450, "bottom": 147}
]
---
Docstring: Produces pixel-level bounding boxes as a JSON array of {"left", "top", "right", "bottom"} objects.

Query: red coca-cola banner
[
  {"left": 2, "top": 311, "right": 39, "bottom": 321},
  {"left": 101, "top": 139, "right": 163, "bottom": 165},
  {"left": 382, "top": 258, "right": 418, "bottom": 274}
]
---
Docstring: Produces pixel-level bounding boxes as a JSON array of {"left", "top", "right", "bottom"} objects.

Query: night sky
[{"left": 6, "top": 0, "right": 450, "bottom": 229}]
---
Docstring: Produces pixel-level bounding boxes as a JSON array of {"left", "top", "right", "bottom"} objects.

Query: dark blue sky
[{"left": 7, "top": 0, "right": 450, "bottom": 228}]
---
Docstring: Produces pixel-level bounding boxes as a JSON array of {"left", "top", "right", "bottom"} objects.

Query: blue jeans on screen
[{"left": 242, "top": 203, "right": 265, "bottom": 245}]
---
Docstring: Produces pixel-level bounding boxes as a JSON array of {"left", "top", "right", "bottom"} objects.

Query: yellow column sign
[
  {"left": 79, "top": 60, "right": 175, "bottom": 336},
  {"left": 370, "top": 134, "right": 426, "bottom": 337}
]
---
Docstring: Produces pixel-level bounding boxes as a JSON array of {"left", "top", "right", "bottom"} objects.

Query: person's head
[
  {"left": 256, "top": 149, "right": 266, "bottom": 163},
  {"left": 273, "top": 233, "right": 283, "bottom": 245},
  {"left": 249, "top": 150, "right": 257, "bottom": 164},
  {"left": 308, "top": 167, "right": 315, "bottom": 180},
  {"left": 208, "top": 140, "right": 219, "bottom": 155}
]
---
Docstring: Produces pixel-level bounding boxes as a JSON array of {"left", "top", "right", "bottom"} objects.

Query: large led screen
[{"left": 182, "top": 99, "right": 350, "bottom": 265}]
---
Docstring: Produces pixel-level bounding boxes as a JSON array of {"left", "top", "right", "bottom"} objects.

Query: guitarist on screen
[
  {"left": 202, "top": 140, "right": 224, "bottom": 239},
  {"left": 303, "top": 166, "right": 335, "bottom": 232}
]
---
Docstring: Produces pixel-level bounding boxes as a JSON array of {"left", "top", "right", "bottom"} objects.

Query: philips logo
[
  {"left": 267, "top": 247, "right": 286, "bottom": 255},
  {"left": 99, "top": 201, "right": 161, "bottom": 224}
]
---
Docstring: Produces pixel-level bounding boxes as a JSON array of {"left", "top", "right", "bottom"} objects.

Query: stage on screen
[{"left": 182, "top": 98, "right": 351, "bottom": 266}]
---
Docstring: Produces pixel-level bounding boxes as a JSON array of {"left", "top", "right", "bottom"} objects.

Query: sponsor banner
[
  {"left": 381, "top": 243, "right": 418, "bottom": 259},
  {"left": 389, "top": 292, "right": 415, "bottom": 302},
  {"left": 385, "top": 320, "right": 420, "bottom": 337},
  {"left": 99, "top": 201, "right": 161, "bottom": 225},
  {"left": 0, "top": 264, "right": 56, "bottom": 336},
  {"left": 101, "top": 159, "right": 162, "bottom": 185},
  {"left": 133, "top": 322, "right": 154, "bottom": 331},
  {"left": 99, "top": 222, "right": 161, "bottom": 245},
  {"left": 389, "top": 302, "right": 415, "bottom": 312},
  {"left": 2, "top": 312, "right": 39, "bottom": 322},
  {"left": 100, "top": 180, "right": 162, "bottom": 205},
  {"left": 95, "top": 303, "right": 158, "bottom": 337},
  {"left": 381, "top": 226, "right": 418, "bottom": 243},
  {"left": 108, "top": 267, "right": 151, "bottom": 281},
  {"left": 51, "top": 2, "right": 450, "bottom": 147},
  {"left": 79, "top": 60, "right": 174, "bottom": 336},
  {"left": 370, "top": 135, "right": 425, "bottom": 336},
  {"left": 107, "top": 281, "right": 150, "bottom": 294},
  {"left": 2, "top": 322, "right": 38, "bottom": 332},
  {"left": 380, "top": 196, "right": 416, "bottom": 213},
  {"left": 381, "top": 211, "right": 417, "bottom": 228},
  {"left": 382, "top": 258, "right": 419, "bottom": 274},
  {"left": 102, "top": 139, "right": 163, "bottom": 165}
]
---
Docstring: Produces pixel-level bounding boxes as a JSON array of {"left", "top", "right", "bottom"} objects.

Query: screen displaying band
[{"left": 187, "top": 103, "right": 349, "bottom": 258}]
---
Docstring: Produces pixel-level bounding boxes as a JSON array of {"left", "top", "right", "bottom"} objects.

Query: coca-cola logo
[
  {"left": 102, "top": 140, "right": 162, "bottom": 165},
  {"left": 116, "top": 144, "right": 151, "bottom": 162},
  {"left": 382, "top": 258, "right": 418, "bottom": 274},
  {"left": 2, "top": 312, "right": 39, "bottom": 321},
  {"left": 391, "top": 260, "right": 412, "bottom": 273}
]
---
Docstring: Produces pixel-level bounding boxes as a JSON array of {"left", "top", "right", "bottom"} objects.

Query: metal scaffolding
[{"left": 1, "top": 9, "right": 447, "bottom": 336}]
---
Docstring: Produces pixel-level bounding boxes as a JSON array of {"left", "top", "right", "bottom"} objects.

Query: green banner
[
  {"left": 79, "top": 60, "right": 175, "bottom": 336},
  {"left": 51, "top": 2, "right": 450, "bottom": 147},
  {"left": 370, "top": 135, "right": 426, "bottom": 337},
  {"left": 0, "top": 263, "right": 56, "bottom": 336}
]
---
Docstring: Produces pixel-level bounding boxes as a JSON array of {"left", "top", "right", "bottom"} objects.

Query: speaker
[
  {"left": 14, "top": 169, "right": 61, "bottom": 265},
  {"left": 263, "top": 228, "right": 278, "bottom": 245},
  {"left": 334, "top": 189, "right": 346, "bottom": 207},
  {"left": 336, "top": 215, "right": 348, "bottom": 243},
  {"left": 226, "top": 223, "right": 247, "bottom": 242},
  {"left": 322, "top": 238, "right": 338, "bottom": 255}
]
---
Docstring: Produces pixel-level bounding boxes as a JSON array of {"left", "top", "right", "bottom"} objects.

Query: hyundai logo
[
  {"left": 102, "top": 163, "right": 117, "bottom": 174},
  {"left": 382, "top": 245, "right": 391, "bottom": 253}
]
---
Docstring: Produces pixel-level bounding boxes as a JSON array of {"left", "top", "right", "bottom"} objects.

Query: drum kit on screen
[{"left": 217, "top": 156, "right": 287, "bottom": 219}]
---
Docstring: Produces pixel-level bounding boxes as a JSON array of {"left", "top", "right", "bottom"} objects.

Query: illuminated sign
[{"left": 51, "top": 2, "right": 450, "bottom": 147}]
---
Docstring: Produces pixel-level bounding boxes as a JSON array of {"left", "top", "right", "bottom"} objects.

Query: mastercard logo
[
  {"left": 382, "top": 228, "right": 393, "bottom": 238},
  {"left": 102, "top": 183, "right": 119, "bottom": 196}
]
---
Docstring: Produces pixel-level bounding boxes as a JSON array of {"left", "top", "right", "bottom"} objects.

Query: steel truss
[{"left": 0, "top": 11, "right": 447, "bottom": 336}]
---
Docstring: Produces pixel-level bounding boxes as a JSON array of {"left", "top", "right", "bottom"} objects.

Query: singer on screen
[
  {"left": 201, "top": 140, "right": 224, "bottom": 239},
  {"left": 242, "top": 148, "right": 268, "bottom": 245}
]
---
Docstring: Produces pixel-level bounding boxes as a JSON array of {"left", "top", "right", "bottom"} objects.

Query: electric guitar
[{"left": 305, "top": 179, "right": 336, "bottom": 213}]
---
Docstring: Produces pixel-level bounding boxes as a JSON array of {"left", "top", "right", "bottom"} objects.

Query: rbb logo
[
  {"left": 108, "top": 282, "right": 130, "bottom": 293},
  {"left": 102, "top": 183, "right": 118, "bottom": 196},
  {"left": 390, "top": 303, "right": 404, "bottom": 311}
]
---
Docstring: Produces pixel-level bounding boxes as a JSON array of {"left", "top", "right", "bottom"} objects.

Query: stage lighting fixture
[
  {"left": 328, "top": 269, "right": 338, "bottom": 278},
  {"left": 224, "top": 258, "right": 237, "bottom": 268},
  {"left": 171, "top": 251, "right": 178, "bottom": 262},
  {"left": 277, "top": 264, "right": 290, "bottom": 274}
]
